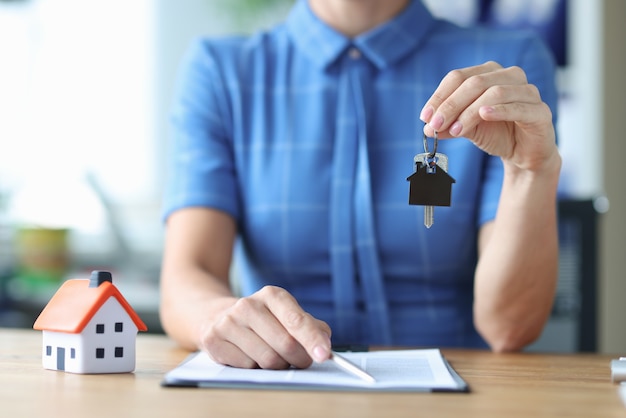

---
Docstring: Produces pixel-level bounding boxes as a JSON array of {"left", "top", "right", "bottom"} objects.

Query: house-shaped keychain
[
  {"left": 406, "top": 161, "right": 456, "bottom": 206},
  {"left": 33, "top": 270, "right": 147, "bottom": 374}
]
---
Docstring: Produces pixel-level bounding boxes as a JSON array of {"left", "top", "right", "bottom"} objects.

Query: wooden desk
[{"left": 1, "top": 328, "right": 623, "bottom": 417}]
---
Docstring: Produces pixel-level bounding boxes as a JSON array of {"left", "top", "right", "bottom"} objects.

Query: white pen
[
  {"left": 611, "top": 357, "right": 626, "bottom": 383},
  {"left": 329, "top": 351, "right": 376, "bottom": 384}
]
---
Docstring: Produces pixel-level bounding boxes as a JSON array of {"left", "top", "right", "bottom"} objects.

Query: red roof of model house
[{"left": 33, "top": 272, "right": 147, "bottom": 333}]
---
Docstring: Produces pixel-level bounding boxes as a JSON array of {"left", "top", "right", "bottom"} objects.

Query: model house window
[
  {"left": 46, "top": 346, "right": 52, "bottom": 356},
  {"left": 115, "top": 322, "right": 123, "bottom": 332},
  {"left": 71, "top": 348, "right": 76, "bottom": 359},
  {"left": 115, "top": 347, "right": 124, "bottom": 358},
  {"left": 96, "top": 324, "right": 105, "bottom": 334},
  {"left": 96, "top": 348, "right": 105, "bottom": 359}
]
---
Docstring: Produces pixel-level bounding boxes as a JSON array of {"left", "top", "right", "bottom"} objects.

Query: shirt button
[{"left": 349, "top": 47, "right": 361, "bottom": 60}]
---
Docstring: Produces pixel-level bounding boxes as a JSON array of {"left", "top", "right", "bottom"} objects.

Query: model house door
[{"left": 57, "top": 347, "right": 65, "bottom": 371}]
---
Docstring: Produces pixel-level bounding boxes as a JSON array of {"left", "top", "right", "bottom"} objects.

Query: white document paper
[{"left": 162, "top": 349, "right": 468, "bottom": 392}]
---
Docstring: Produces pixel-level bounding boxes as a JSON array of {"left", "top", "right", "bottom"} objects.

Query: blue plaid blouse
[{"left": 163, "top": 0, "right": 558, "bottom": 347}]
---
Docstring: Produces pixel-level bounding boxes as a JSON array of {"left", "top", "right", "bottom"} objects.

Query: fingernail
[
  {"left": 313, "top": 345, "right": 330, "bottom": 363},
  {"left": 449, "top": 121, "right": 463, "bottom": 136},
  {"left": 430, "top": 113, "right": 444, "bottom": 131},
  {"left": 419, "top": 106, "right": 434, "bottom": 122}
]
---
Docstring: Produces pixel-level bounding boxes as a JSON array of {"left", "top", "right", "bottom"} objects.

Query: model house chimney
[{"left": 89, "top": 270, "right": 113, "bottom": 288}]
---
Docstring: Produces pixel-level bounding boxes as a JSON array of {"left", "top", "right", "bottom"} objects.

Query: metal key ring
[{"left": 423, "top": 130, "right": 438, "bottom": 158}]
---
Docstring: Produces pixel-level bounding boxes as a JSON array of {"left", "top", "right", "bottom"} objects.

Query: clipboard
[{"left": 161, "top": 348, "right": 469, "bottom": 393}]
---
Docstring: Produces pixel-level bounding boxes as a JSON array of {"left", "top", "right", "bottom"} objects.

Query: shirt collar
[{"left": 286, "top": 0, "right": 437, "bottom": 71}]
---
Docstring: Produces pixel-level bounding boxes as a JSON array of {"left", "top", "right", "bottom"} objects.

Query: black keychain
[{"left": 406, "top": 130, "right": 456, "bottom": 228}]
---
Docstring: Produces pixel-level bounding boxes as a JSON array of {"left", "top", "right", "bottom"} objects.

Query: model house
[{"left": 33, "top": 270, "right": 147, "bottom": 374}]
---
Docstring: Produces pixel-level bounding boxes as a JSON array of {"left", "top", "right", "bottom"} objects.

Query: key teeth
[{"left": 424, "top": 205, "right": 434, "bottom": 228}]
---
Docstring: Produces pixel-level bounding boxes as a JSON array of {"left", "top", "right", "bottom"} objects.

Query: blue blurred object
[{"left": 479, "top": 0, "right": 568, "bottom": 66}]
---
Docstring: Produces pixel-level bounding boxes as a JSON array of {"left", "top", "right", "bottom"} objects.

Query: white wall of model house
[{"left": 41, "top": 298, "right": 139, "bottom": 374}]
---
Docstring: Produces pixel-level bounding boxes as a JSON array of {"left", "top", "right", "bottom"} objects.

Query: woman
[{"left": 160, "top": 0, "right": 560, "bottom": 369}]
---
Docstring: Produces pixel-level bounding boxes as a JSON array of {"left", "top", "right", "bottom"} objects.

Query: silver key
[
  {"left": 413, "top": 152, "right": 449, "bottom": 228},
  {"left": 407, "top": 129, "right": 455, "bottom": 227}
]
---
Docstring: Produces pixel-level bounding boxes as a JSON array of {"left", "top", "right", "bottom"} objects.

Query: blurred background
[{"left": 0, "top": 0, "right": 624, "bottom": 353}]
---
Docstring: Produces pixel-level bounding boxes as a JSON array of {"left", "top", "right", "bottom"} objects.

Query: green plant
[
  {"left": 222, "top": 0, "right": 294, "bottom": 15},
  {"left": 216, "top": 0, "right": 295, "bottom": 31}
]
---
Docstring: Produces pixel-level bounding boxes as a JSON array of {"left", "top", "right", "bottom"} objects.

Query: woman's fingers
[
  {"left": 201, "top": 286, "right": 332, "bottom": 370},
  {"left": 421, "top": 63, "right": 530, "bottom": 137}
]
